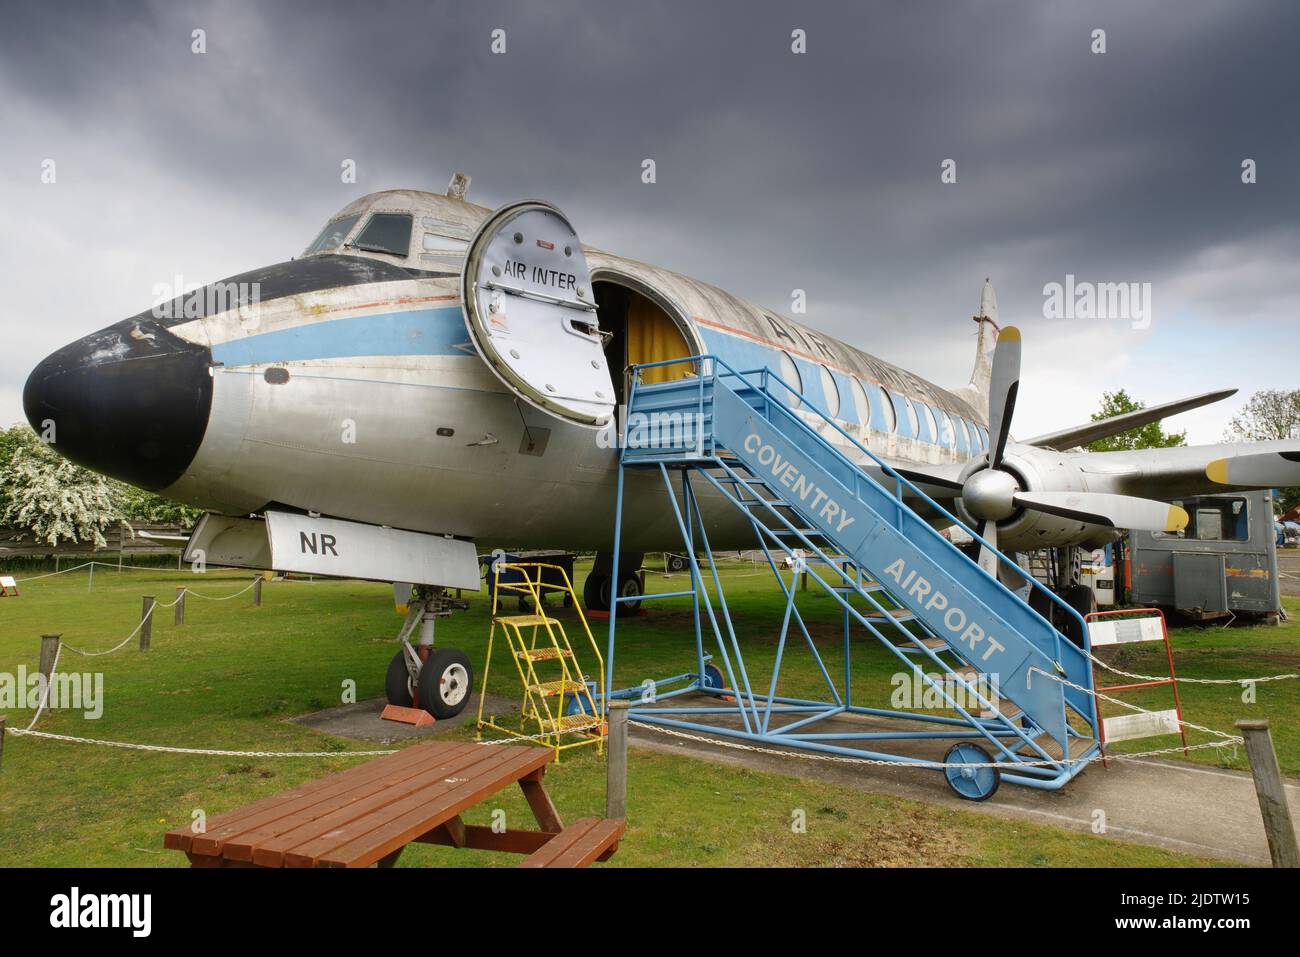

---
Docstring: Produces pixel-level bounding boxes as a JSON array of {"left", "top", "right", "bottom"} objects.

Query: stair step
[
  {"left": 517, "top": 647, "right": 573, "bottom": 662},
  {"left": 982, "top": 699, "right": 1023, "bottom": 720},
  {"left": 496, "top": 614, "right": 560, "bottom": 627},
  {"left": 903, "top": 635, "right": 950, "bottom": 652},
  {"left": 527, "top": 679, "right": 589, "bottom": 697},
  {"left": 547, "top": 714, "right": 604, "bottom": 734}
]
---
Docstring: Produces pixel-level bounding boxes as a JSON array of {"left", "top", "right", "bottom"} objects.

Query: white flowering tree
[{"left": 0, "top": 425, "right": 124, "bottom": 547}]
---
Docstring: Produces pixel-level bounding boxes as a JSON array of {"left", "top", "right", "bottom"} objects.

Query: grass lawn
[{"left": 1, "top": 557, "right": 1292, "bottom": 867}]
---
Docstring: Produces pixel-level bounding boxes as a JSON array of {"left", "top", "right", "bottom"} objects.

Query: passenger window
[
  {"left": 880, "top": 389, "right": 899, "bottom": 433},
  {"left": 777, "top": 352, "right": 803, "bottom": 409},
  {"left": 819, "top": 366, "right": 840, "bottom": 417},
  {"left": 352, "top": 213, "right": 413, "bottom": 257},
  {"left": 851, "top": 378, "right": 872, "bottom": 428},
  {"left": 921, "top": 404, "right": 939, "bottom": 444}
]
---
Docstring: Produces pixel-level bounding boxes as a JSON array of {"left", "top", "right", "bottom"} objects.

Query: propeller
[
  {"left": 949, "top": 325, "right": 1188, "bottom": 577},
  {"left": 1207, "top": 451, "right": 1300, "bottom": 487}
]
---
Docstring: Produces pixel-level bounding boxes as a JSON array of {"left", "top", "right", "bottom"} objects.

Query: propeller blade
[
  {"left": 1013, "top": 490, "right": 1189, "bottom": 532},
  {"left": 975, "top": 520, "right": 999, "bottom": 577},
  {"left": 986, "top": 326, "right": 1021, "bottom": 470},
  {"left": 860, "top": 464, "right": 964, "bottom": 499},
  {"left": 1207, "top": 451, "right": 1300, "bottom": 488}
]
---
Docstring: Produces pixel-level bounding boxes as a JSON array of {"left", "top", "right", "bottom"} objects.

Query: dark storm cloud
[{"left": 1, "top": 0, "right": 1297, "bottom": 436}]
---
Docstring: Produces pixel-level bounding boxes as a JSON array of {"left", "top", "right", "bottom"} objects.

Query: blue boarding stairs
[{"left": 602, "top": 355, "right": 1101, "bottom": 800}]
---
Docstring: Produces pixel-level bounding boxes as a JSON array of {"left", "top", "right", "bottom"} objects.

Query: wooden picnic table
[{"left": 163, "top": 739, "right": 624, "bottom": 868}]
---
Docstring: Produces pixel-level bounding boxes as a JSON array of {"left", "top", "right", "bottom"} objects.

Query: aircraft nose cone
[{"left": 22, "top": 317, "right": 214, "bottom": 490}]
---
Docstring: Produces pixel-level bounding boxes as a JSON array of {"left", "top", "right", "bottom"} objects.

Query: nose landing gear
[{"left": 384, "top": 586, "right": 473, "bottom": 721}]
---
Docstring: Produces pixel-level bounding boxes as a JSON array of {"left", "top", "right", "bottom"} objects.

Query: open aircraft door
[{"left": 461, "top": 200, "right": 615, "bottom": 427}]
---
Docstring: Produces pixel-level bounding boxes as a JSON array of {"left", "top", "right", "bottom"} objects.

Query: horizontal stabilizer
[{"left": 1022, "top": 389, "right": 1237, "bottom": 451}]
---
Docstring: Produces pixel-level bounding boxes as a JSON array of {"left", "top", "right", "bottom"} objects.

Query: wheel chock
[{"left": 380, "top": 705, "right": 436, "bottom": 727}]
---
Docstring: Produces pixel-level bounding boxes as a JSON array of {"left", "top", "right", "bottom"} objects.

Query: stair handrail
[{"left": 627, "top": 355, "right": 1094, "bottom": 691}]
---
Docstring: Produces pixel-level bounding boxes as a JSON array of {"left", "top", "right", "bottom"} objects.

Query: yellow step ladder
[{"left": 476, "top": 563, "right": 606, "bottom": 758}]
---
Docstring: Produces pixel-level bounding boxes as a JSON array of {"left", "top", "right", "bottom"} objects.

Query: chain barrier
[
  {"left": 629, "top": 717, "right": 1235, "bottom": 770},
  {"left": 1086, "top": 645, "right": 1299, "bottom": 686}
]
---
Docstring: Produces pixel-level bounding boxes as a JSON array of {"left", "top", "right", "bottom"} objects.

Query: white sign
[
  {"left": 1088, "top": 616, "right": 1165, "bottom": 647},
  {"left": 1102, "top": 709, "right": 1181, "bottom": 743}
]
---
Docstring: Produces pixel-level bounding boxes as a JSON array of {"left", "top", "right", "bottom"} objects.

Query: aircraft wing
[
  {"left": 1063, "top": 439, "right": 1300, "bottom": 500},
  {"left": 1019, "top": 389, "right": 1237, "bottom": 451}
]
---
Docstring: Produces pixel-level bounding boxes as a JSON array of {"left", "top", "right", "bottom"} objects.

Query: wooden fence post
[
  {"left": 1236, "top": 719, "right": 1299, "bottom": 868},
  {"left": 253, "top": 577, "right": 263, "bottom": 607},
  {"left": 174, "top": 586, "right": 186, "bottom": 626},
  {"left": 140, "top": 596, "right": 155, "bottom": 652},
  {"left": 606, "top": 700, "right": 629, "bottom": 821},
  {"left": 39, "top": 634, "right": 61, "bottom": 680}
]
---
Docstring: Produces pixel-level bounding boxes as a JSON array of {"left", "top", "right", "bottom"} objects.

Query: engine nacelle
[{"left": 953, "top": 444, "right": 1122, "bottom": 551}]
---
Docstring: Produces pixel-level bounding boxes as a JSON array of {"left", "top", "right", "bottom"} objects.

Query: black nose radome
[{"left": 23, "top": 318, "right": 213, "bottom": 491}]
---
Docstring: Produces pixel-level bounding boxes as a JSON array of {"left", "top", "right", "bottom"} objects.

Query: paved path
[{"left": 629, "top": 709, "right": 1299, "bottom": 865}]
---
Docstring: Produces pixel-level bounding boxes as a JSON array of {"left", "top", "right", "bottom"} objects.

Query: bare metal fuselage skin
[{"left": 22, "top": 188, "right": 1281, "bottom": 556}]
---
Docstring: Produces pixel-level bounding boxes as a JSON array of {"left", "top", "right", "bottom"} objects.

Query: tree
[
  {"left": 0, "top": 425, "right": 124, "bottom": 547},
  {"left": 1225, "top": 389, "right": 1300, "bottom": 442},
  {"left": 112, "top": 481, "right": 204, "bottom": 526},
  {"left": 1085, "top": 389, "right": 1186, "bottom": 452},
  {"left": 1225, "top": 389, "right": 1300, "bottom": 513}
]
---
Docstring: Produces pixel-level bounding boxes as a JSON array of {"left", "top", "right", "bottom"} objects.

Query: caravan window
[{"left": 1155, "top": 497, "right": 1249, "bottom": 541}]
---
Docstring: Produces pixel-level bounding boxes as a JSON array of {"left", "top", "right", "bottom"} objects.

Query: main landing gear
[
  {"left": 582, "top": 571, "right": 644, "bottom": 613},
  {"left": 385, "top": 586, "right": 472, "bottom": 719},
  {"left": 582, "top": 551, "right": 645, "bottom": 613}
]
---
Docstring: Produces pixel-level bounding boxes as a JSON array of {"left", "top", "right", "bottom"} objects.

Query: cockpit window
[
  {"left": 350, "top": 213, "right": 413, "bottom": 257},
  {"left": 303, "top": 214, "right": 360, "bottom": 256}
]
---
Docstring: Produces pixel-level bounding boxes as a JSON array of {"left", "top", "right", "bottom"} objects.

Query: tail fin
[{"left": 955, "top": 279, "right": 999, "bottom": 417}]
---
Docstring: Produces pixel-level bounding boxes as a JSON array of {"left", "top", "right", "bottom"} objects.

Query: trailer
[{"left": 1130, "top": 490, "right": 1282, "bottom": 622}]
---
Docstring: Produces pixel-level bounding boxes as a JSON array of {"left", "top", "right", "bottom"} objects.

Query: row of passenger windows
[{"left": 777, "top": 351, "right": 987, "bottom": 450}]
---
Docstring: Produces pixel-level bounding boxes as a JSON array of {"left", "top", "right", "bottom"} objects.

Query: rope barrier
[
  {"left": 60, "top": 591, "right": 185, "bottom": 657},
  {"left": 18, "top": 643, "right": 63, "bottom": 732}
]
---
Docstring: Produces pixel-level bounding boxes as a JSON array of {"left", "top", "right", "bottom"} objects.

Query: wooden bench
[
  {"left": 520, "top": 817, "right": 625, "bottom": 868},
  {"left": 163, "top": 740, "right": 622, "bottom": 868}
]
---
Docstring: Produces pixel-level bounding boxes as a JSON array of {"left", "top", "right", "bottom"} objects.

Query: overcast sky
[{"left": 1, "top": 0, "right": 1296, "bottom": 444}]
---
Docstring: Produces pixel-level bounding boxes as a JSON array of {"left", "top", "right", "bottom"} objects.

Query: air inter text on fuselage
[{"left": 503, "top": 259, "right": 577, "bottom": 291}]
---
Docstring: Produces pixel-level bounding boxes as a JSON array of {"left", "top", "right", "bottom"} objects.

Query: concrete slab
[
  {"left": 627, "top": 693, "right": 1300, "bottom": 865},
  {"left": 289, "top": 693, "right": 516, "bottom": 744}
]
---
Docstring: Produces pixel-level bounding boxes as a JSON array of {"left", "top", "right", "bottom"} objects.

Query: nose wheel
[
  {"left": 384, "top": 647, "right": 473, "bottom": 719},
  {"left": 383, "top": 586, "right": 472, "bottom": 720}
]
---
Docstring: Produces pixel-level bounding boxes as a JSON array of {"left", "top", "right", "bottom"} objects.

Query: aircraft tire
[
  {"left": 615, "top": 573, "right": 643, "bottom": 613},
  {"left": 385, "top": 650, "right": 415, "bottom": 707},
  {"left": 1058, "top": 584, "right": 1097, "bottom": 647},
  {"left": 584, "top": 573, "right": 610, "bottom": 612},
  {"left": 417, "top": 648, "right": 474, "bottom": 719}
]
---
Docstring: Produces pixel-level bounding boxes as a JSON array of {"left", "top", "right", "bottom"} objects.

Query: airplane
[{"left": 22, "top": 174, "right": 1300, "bottom": 718}]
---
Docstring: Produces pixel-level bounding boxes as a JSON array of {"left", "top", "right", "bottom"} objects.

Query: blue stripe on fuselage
[{"left": 210, "top": 306, "right": 466, "bottom": 366}]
